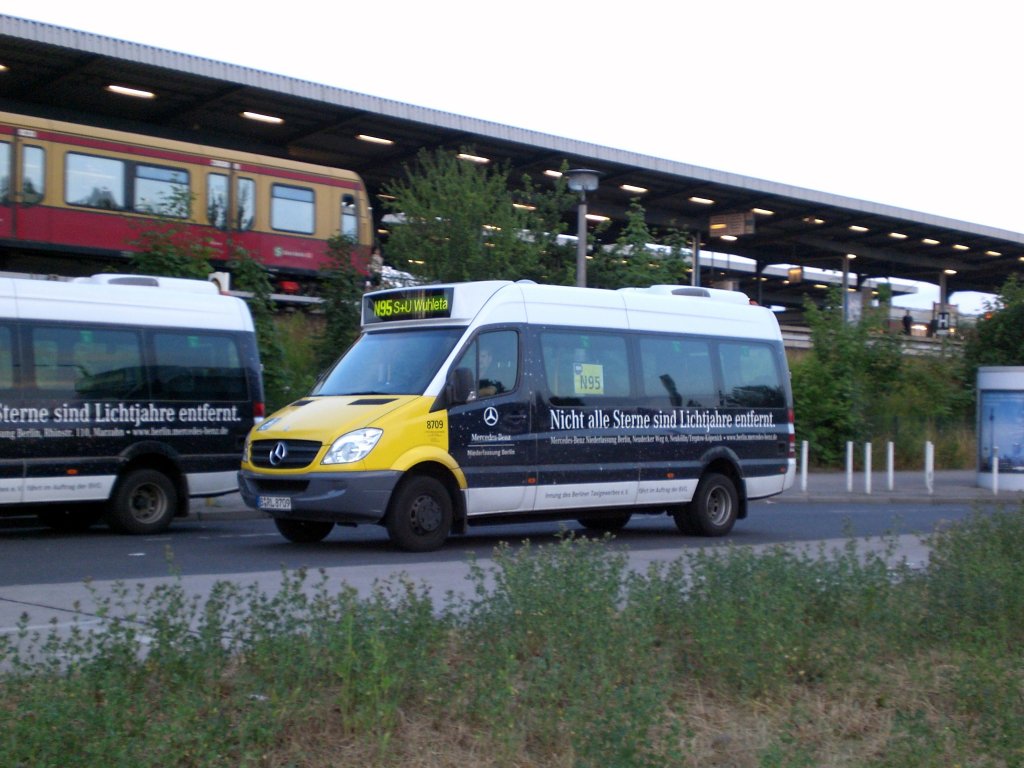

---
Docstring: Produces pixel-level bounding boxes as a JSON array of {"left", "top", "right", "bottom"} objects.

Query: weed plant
[{"left": 2, "top": 507, "right": 1024, "bottom": 767}]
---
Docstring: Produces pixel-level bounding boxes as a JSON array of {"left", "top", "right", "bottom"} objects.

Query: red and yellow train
[{"left": 0, "top": 111, "right": 373, "bottom": 285}]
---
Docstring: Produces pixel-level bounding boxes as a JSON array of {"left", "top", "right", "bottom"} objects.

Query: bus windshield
[{"left": 312, "top": 327, "right": 466, "bottom": 396}]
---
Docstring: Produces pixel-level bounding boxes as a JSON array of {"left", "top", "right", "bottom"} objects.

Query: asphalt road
[
  {"left": 2, "top": 472, "right": 1020, "bottom": 637},
  {"left": 0, "top": 498, "right": 992, "bottom": 587}
]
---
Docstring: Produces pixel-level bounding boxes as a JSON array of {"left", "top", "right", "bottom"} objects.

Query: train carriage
[{"left": 0, "top": 111, "right": 373, "bottom": 284}]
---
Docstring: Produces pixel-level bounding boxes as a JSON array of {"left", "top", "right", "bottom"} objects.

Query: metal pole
[
  {"left": 842, "top": 254, "right": 850, "bottom": 323},
  {"left": 800, "top": 440, "right": 809, "bottom": 492},
  {"left": 845, "top": 441, "right": 853, "bottom": 492},
  {"left": 575, "top": 194, "right": 588, "bottom": 287},
  {"left": 691, "top": 233, "right": 701, "bottom": 287},
  {"left": 886, "top": 441, "right": 894, "bottom": 490},
  {"left": 864, "top": 442, "right": 872, "bottom": 494},
  {"left": 925, "top": 441, "right": 934, "bottom": 495}
]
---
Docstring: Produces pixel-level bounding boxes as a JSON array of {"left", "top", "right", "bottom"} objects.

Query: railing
[{"left": 780, "top": 325, "right": 962, "bottom": 354}]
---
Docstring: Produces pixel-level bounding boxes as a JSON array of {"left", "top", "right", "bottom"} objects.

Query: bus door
[
  {"left": 533, "top": 328, "right": 638, "bottom": 511},
  {"left": 446, "top": 328, "right": 534, "bottom": 515}
]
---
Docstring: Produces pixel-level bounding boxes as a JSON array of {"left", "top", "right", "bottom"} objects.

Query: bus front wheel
[
  {"left": 674, "top": 472, "right": 738, "bottom": 537},
  {"left": 385, "top": 475, "right": 452, "bottom": 552},
  {"left": 107, "top": 469, "right": 177, "bottom": 535}
]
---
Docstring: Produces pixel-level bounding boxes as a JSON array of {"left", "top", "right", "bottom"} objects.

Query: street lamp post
[{"left": 565, "top": 168, "right": 600, "bottom": 287}]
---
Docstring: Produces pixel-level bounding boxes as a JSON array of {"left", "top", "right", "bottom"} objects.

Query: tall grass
[{"left": 3, "top": 507, "right": 1024, "bottom": 767}]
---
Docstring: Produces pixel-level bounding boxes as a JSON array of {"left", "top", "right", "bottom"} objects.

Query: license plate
[{"left": 258, "top": 495, "right": 292, "bottom": 511}]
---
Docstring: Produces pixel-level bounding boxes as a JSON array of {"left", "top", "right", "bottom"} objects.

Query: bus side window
[
  {"left": 31, "top": 331, "right": 79, "bottom": 392},
  {"left": 152, "top": 332, "right": 245, "bottom": 400},
  {"left": 718, "top": 341, "right": 785, "bottom": 408},
  {"left": 640, "top": 336, "right": 715, "bottom": 407},
  {"left": 541, "top": 330, "right": 627, "bottom": 401},
  {"left": 457, "top": 330, "right": 518, "bottom": 399},
  {"left": 0, "top": 325, "right": 13, "bottom": 389}
]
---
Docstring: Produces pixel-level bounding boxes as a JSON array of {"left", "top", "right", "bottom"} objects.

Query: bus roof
[
  {"left": 1, "top": 274, "right": 254, "bottom": 332},
  {"left": 362, "top": 280, "right": 782, "bottom": 341}
]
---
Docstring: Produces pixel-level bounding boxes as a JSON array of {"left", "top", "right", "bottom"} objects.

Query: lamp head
[{"left": 565, "top": 168, "right": 601, "bottom": 194}]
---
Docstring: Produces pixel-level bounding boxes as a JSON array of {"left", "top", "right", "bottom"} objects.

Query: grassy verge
[{"left": 3, "top": 507, "right": 1024, "bottom": 767}]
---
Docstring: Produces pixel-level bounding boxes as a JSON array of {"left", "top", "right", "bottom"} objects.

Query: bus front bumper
[{"left": 236, "top": 469, "right": 401, "bottom": 524}]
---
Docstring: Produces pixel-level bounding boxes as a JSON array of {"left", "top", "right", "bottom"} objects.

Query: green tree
[
  {"left": 314, "top": 234, "right": 365, "bottom": 371},
  {"left": 964, "top": 274, "right": 1024, "bottom": 369},
  {"left": 791, "top": 285, "right": 974, "bottom": 467},
  {"left": 127, "top": 189, "right": 214, "bottom": 279},
  {"left": 790, "top": 287, "right": 904, "bottom": 464},
  {"left": 382, "top": 148, "right": 577, "bottom": 284},
  {"left": 586, "top": 199, "right": 690, "bottom": 289},
  {"left": 226, "top": 247, "right": 292, "bottom": 411}
]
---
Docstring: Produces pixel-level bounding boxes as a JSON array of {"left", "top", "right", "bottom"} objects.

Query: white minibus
[
  {"left": 1, "top": 273, "right": 264, "bottom": 533},
  {"left": 239, "top": 280, "right": 795, "bottom": 551}
]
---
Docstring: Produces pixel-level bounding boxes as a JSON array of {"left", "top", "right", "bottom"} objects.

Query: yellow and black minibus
[{"left": 239, "top": 280, "right": 795, "bottom": 551}]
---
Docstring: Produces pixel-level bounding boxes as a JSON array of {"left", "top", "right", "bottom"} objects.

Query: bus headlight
[{"left": 322, "top": 428, "right": 383, "bottom": 465}]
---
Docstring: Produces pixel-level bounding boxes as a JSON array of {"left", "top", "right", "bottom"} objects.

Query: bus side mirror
[{"left": 448, "top": 366, "right": 475, "bottom": 405}]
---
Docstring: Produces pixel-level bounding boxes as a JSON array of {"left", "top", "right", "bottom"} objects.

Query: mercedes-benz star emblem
[
  {"left": 269, "top": 441, "right": 289, "bottom": 466},
  {"left": 483, "top": 407, "right": 499, "bottom": 427}
]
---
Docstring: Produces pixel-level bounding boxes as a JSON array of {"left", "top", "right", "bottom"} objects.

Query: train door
[
  {"left": 1, "top": 130, "right": 45, "bottom": 243},
  {"left": 206, "top": 161, "right": 256, "bottom": 257}
]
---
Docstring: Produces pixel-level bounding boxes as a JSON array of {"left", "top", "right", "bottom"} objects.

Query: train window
[
  {"left": 207, "top": 174, "right": 255, "bottom": 230},
  {"left": 236, "top": 178, "right": 255, "bottom": 230},
  {"left": 22, "top": 146, "right": 44, "bottom": 204},
  {"left": 341, "top": 193, "right": 359, "bottom": 239},
  {"left": 208, "top": 173, "right": 228, "bottom": 228},
  {"left": 134, "top": 164, "right": 189, "bottom": 217},
  {"left": 1, "top": 142, "right": 9, "bottom": 202},
  {"left": 271, "top": 183, "right": 315, "bottom": 234},
  {"left": 2, "top": 144, "right": 45, "bottom": 205},
  {"left": 66, "top": 153, "right": 126, "bottom": 210}
]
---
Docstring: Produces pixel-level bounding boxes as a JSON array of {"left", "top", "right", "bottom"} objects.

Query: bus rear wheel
[
  {"left": 385, "top": 475, "right": 452, "bottom": 552},
  {"left": 674, "top": 472, "right": 738, "bottom": 537},
  {"left": 107, "top": 469, "right": 177, "bottom": 535},
  {"left": 275, "top": 518, "right": 334, "bottom": 543}
]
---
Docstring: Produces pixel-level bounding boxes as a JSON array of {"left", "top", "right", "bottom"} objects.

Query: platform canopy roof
[{"left": 2, "top": 14, "right": 1022, "bottom": 308}]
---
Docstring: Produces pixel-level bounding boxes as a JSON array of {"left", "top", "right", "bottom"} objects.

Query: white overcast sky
[{"left": 2, "top": 0, "right": 1017, "bottom": 312}]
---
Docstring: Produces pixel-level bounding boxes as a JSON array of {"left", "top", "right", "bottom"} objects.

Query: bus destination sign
[{"left": 364, "top": 287, "right": 455, "bottom": 324}]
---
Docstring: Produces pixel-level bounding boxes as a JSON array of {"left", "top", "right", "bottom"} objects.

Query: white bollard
[
  {"left": 886, "top": 441, "right": 895, "bottom": 491},
  {"left": 846, "top": 441, "right": 854, "bottom": 493},
  {"left": 925, "top": 441, "right": 934, "bottom": 495},
  {"left": 993, "top": 446, "right": 1000, "bottom": 495},
  {"left": 864, "top": 442, "right": 872, "bottom": 494},
  {"left": 800, "top": 440, "right": 809, "bottom": 492}
]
